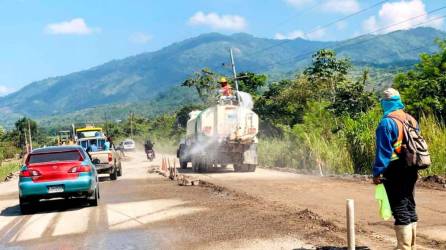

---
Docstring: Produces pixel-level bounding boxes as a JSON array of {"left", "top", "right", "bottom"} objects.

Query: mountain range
[{"left": 0, "top": 27, "right": 445, "bottom": 127}]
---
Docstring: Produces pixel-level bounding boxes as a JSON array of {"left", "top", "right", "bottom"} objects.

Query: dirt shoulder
[{"left": 177, "top": 165, "right": 446, "bottom": 250}]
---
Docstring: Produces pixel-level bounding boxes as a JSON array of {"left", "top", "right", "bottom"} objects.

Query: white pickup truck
[{"left": 78, "top": 137, "right": 122, "bottom": 180}]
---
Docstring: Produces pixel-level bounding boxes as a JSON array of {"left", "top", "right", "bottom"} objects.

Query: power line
[
  {"left": 259, "top": 8, "right": 446, "bottom": 69},
  {"left": 249, "top": 0, "right": 387, "bottom": 57},
  {"left": 272, "top": 0, "right": 323, "bottom": 31}
]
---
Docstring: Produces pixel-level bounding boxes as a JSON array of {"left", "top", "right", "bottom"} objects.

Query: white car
[{"left": 120, "top": 139, "right": 136, "bottom": 151}]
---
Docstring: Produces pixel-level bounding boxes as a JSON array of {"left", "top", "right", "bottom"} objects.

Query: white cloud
[
  {"left": 362, "top": 16, "right": 378, "bottom": 32},
  {"left": 307, "top": 27, "right": 326, "bottom": 40},
  {"left": 0, "top": 86, "right": 13, "bottom": 96},
  {"left": 275, "top": 28, "right": 326, "bottom": 40},
  {"left": 321, "top": 0, "right": 360, "bottom": 14},
  {"left": 275, "top": 30, "right": 305, "bottom": 40},
  {"left": 129, "top": 32, "right": 152, "bottom": 44},
  {"left": 45, "top": 18, "right": 95, "bottom": 35},
  {"left": 188, "top": 11, "right": 247, "bottom": 31},
  {"left": 285, "top": 0, "right": 314, "bottom": 9},
  {"left": 362, "top": 0, "right": 444, "bottom": 33},
  {"left": 286, "top": 0, "right": 359, "bottom": 14},
  {"left": 336, "top": 21, "right": 348, "bottom": 30}
]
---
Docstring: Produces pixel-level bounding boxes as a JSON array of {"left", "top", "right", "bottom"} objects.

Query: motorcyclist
[{"left": 144, "top": 140, "right": 155, "bottom": 159}]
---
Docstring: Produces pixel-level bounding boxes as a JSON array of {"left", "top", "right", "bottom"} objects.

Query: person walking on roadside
[{"left": 373, "top": 88, "right": 419, "bottom": 250}]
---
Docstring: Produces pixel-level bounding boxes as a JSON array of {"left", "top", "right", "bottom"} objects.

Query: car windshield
[
  {"left": 28, "top": 151, "right": 83, "bottom": 164},
  {"left": 124, "top": 141, "right": 134, "bottom": 145}
]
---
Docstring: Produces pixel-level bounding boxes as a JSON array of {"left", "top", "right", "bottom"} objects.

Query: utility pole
[
  {"left": 129, "top": 112, "right": 134, "bottom": 139},
  {"left": 23, "top": 130, "right": 29, "bottom": 154},
  {"left": 104, "top": 111, "right": 108, "bottom": 136},
  {"left": 27, "top": 120, "right": 33, "bottom": 151},
  {"left": 230, "top": 48, "right": 240, "bottom": 102}
]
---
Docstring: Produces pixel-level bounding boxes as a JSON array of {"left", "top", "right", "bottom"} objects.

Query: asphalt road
[{"left": 0, "top": 152, "right": 204, "bottom": 250}]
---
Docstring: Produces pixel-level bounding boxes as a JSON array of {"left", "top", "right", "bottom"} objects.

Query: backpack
[{"left": 388, "top": 113, "right": 431, "bottom": 169}]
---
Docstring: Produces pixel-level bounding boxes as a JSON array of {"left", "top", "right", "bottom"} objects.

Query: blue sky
[{"left": 0, "top": 0, "right": 445, "bottom": 95}]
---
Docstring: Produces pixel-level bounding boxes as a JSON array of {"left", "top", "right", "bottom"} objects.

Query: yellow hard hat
[{"left": 220, "top": 77, "right": 227, "bottom": 83}]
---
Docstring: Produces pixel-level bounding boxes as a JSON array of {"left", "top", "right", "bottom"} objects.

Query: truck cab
[{"left": 77, "top": 137, "right": 122, "bottom": 180}]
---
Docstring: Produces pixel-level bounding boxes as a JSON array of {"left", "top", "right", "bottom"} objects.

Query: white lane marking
[
  {"left": 52, "top": 207, "right": 92, "bottom": 236},
  {"left": 0, "top": 199, "right": 19, "bottom": 234},
  {"left": 10, "top": 213, "right": 55, "bottom": 242},
  {"left": 106, "top": 199, "right": 207, "bottom": 230}
]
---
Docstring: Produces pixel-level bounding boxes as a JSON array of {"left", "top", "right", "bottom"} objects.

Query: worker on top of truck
[{"left": 219, "top": 77, "right": 233, "bottom": 97}]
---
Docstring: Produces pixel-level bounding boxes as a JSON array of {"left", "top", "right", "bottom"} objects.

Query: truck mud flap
[{"left": 243, "top": 144, "right": 258, "bottom": 165}]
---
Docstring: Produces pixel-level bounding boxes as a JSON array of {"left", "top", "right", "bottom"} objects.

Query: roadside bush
[
  {"left": 341, "top": 107, "right": 381, "bottom": 174},
  {"left": 419, "top": 115, "right": 446, "bottom": 176},
  {"left": 0, "top": 161, "right": 20, "bottom": 181}
]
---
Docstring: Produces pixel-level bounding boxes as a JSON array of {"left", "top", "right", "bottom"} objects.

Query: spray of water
[{"left": 238, "top": 91, "right": 254, "bottom": 110}]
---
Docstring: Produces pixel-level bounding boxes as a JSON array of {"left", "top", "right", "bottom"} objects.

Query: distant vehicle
[
  {"left": 18, "top": 146, "right": 99, "bottom": 214},
  {"left": 178, "top": 94, "right": 259, "bottom": 172},
  {"left": 120, "top": 139, "right": 136, "bottom": 151},
  {"left": 75, "top": 126, "right": 104, "bottom": 140},
  {"left": 57, "top": 130, "right": 74, "bottom": 145},
  {"left": 78, "top": 137, "right": 122, "bottom": 180}
]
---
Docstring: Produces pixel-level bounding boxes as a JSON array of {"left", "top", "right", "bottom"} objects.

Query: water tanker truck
[{"left": 178, "top": 95, "right": 259, "bottom": 172}]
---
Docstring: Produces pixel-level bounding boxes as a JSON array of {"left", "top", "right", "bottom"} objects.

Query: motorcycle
[{"left": 146, "top": 149, "right": 155, "bottom": 161}]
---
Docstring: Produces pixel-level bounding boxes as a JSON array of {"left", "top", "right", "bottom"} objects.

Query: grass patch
[
  {"left": 419, "top": 115, "right": 446, "bottom": 176},
  {"left": 0, "top": 161, "right": 20, "bottom": 181}
]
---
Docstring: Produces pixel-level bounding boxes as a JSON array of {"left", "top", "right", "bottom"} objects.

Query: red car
[{"left": 19, "top": 146, "right": 99, "bottom": 213}]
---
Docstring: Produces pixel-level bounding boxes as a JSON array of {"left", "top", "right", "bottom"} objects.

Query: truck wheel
[
  {"left": 234, "top": 164, "right": 252, "bottom": 172},
  {"left": 110, "top": 168, "right": 118, "bottom": 180},
  {"left": 248, "top": 164, "right": 257, "bottom": 172},
  {"left": 180, "top": 161, "right": 188, "bottom": 169},
  {"left": 233, "top": 164, "right": 242, "bottom": 172},
  {"left": 192, "top": 159, "right": 199, "bottom": 172},
  {"left": 117, "top": 163, "right": 122, "bottom": 176}
]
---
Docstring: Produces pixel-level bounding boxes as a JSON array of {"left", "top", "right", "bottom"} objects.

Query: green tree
[
  {"left": 304, "top": 49, "right": 351, "bottom": 101},
  {"left": 14, "top": 117, "right": 38, "bottom": 148},
  {"left": 181, "top": 68, "right": 219, "bottom": 105},
  {"left": 254, "top": 79, "right": 305, "bottom": 126},
  {"left": 237, "top": 72, "right": 267, "bottom": 98},
  {"left": 331, "top": 70, "right": 377, "bottom": 118},
  {"left": 394, "top": 39, "right": 446, "bottom": 119}
]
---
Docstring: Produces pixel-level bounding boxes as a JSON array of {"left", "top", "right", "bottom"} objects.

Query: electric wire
[
  {"left": 248, "top": 0, "right": 387, "bottom": 57},
  {"left": 258, "top": 9, "right": 446, "bottom": 69}
]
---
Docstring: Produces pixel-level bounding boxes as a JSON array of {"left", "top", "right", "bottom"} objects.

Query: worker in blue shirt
[{"left": 373, "top": 88, "right": 418, "bottom": 250}]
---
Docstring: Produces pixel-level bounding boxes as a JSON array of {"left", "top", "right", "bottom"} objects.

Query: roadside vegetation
[
  {"left": 0, "top": 161, "right": 20, "bottom": 181},
  {"left": 253, "top": 42, "right": 446, "bottom": 176}
]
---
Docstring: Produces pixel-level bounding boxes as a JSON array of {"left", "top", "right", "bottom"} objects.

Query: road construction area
[{"left": 0, "top": 151, "right": 445, "bottom": 249}]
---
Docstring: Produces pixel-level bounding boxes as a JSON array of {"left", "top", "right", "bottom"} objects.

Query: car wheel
[
  {"left": 88, "top": 187, "right": 99, "bottom": 206},
  {"left": 110, "top": 168, "right": 118, "bottom": 180},
  {"left": 19, "top": 197, "right": 33, "bottom": 214}
]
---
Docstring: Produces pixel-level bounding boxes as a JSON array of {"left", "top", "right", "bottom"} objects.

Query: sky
[{"left": 0, "top": 0, "right": 445, "bottom": 95}]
